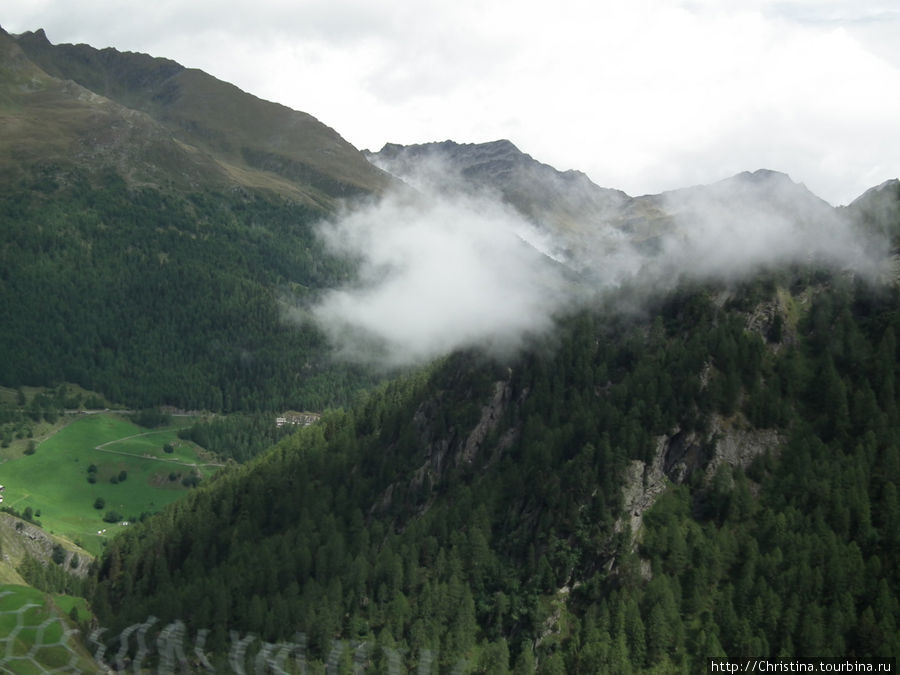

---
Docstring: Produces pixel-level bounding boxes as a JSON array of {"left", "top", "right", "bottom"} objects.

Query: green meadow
[
  {"left": 0, "top": 584, "right": 98, "bottom": 672},
  {"left": 0, "top": 414, "right": 221, "bottom": 556}
]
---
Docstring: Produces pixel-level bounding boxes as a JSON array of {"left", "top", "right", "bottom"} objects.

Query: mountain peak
[
  {"left": 16, "top": 28, "right": 50, "bottom": 44},
  {"left": 734, "top": 168, "right": 794, "bottom": 184},
  {"left": 373, "top": 138, "right": 524, "bottom": 164},
  {"left": 365, "top": 139, "right": 632, "bottom": 265}
]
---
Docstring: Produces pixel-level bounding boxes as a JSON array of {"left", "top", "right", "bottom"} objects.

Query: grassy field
[
  {"left": 0, "top": 413, "right": 220, "bottom": 556},
  {"left": 0, "top": 584, "right": 99, "bottom": 673}
]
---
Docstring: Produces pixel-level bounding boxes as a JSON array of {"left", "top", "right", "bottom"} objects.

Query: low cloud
[
  {"left": 652, "top": 171, "right": 885, "bottom": 280},
  {"left": 309, "top": 167, "right": 889, "bottom": 369},
  {"left": 311, "top": 189, "right": 571, "bottom": 368}
]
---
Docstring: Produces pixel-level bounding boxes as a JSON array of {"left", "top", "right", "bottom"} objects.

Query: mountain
[
  {"left": 368, "top": 139, "right": 629, "bottom": 229},
  {"left": 92, "top": 273, "right": 900, "bottom": 671},
  {"left": 368, "top": 141, "right": 888, "bottom": 283},
  {"left": 1, "top": 28, "right": 899, "bottom": 673},
  {"left": 5, "top": 27, "right": 392, "bottom": 206},
  {"left": 0, "top": 27, "right": 395, "bottom": 412},
  {"left": 0, "top": 27, "right": 225, "bottom": 189},
  {"left": 842, "top": 179, "right": 900, "bottom": 251}
]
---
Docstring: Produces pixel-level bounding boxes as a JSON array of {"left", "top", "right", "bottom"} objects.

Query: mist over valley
[{"left": 0, "top": 24, "right": 898, "bottom": 673}]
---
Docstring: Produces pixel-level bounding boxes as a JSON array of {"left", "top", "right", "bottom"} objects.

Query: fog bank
[
  {"left": 309, "top": 169, "right": 889, "bottom": 368},
  {"left": 311, "top": 190, "right": 571, "bottom": 368}
]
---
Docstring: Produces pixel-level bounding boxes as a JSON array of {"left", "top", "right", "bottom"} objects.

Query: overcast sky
[{"left": 3, "top": 0, "right": 900, "bottom": 205}]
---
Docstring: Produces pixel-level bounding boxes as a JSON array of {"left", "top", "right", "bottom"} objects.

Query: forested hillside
[
  {"left": 0, "top": 25, "right": 396, "bottom": 414},
  {"left": 0, "top": 167, "right": 376, "bottom": 412},
  {"left": 92, "top": 269, "right": 900, "bottom": 671}
]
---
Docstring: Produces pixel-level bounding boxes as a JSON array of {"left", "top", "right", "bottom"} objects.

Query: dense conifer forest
[
  {"left": 87, "top": 270, "right": 900, "bottom": 671},
  {"left": 0, "top": 167, "right": 378, "bottom": 412}
]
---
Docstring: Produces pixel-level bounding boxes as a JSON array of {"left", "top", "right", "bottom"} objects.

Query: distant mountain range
[
  {"left": 4, "top": 25, "right": 898, "bottom": 245},
  {"left": 368, "top": 140, "right": 899, "bottom": 277}
]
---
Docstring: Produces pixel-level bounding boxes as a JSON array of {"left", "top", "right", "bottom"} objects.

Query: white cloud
[
  {"left": 310, "top": 188, "right": 570, "bottom": 368},
  {"left": 307, "top": 157, "right": 888, "bottom": 368}
]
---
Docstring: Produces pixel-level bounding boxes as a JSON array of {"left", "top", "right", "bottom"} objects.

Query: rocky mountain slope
[
  {"left": 367, "top": 141, "right": 893, "bottom": 282},
  {"left": 92, "top": 273, "right": 900, "bottom": 670},
  {"left": 4, "top": 26, "right": 392, "bottom": 207},
  {"left": 368, "top": 139, "right": 629, "bottom": 230}
]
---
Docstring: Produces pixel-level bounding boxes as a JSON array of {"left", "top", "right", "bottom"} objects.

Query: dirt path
[{"left": 94, "top": 429, "right": 225, "bottom": 468}]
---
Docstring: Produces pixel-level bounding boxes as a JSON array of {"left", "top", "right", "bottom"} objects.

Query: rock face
[
  {"left": 459, "top": 380, "right": 514, "bottom": 465},
  {"left": 375, "top": 371, "right": 520, "bottom": 520},
  {"left": 704, "top": 417, "right": 781, "bottom": 480},
  {"left": 410, "top": 378, "right": 515, "bottom": 485},
  {"left": 618, "top": 416, "right": 781, "bottom": 541},
  {"left": 367, "top": 140, "right": 631, "bottom": 263},
  {"left": 0, "top": 513, "right": 92, "bottom": 579},
  {"left": 619, "top": 440, "right": 668, "bottom": 538}
]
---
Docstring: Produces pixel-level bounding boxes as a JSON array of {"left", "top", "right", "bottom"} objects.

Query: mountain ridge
[
  {"left": 367, "top": 138, "right": 630, "bottom": 232},
  {"left": 367, "top": 139, "right": 896, "bottom": 280},
  {"left": 5, "top": 26, "right": 394, "bottom": 206}
]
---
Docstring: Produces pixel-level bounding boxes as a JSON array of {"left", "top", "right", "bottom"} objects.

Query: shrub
[{"left": 94, "top": 497, "right": 105, "bottom": 510}]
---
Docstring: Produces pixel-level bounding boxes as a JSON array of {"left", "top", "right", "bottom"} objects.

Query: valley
[{"left": 0, "top": 22, "right": 897, "bottom": 673}]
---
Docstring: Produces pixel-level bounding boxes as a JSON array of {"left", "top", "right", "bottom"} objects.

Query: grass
[
  {"left": 50, "top": 594, "right": 91, "bottom": 625},
  {"left": 0, "top": 585, "right": 98, "bottom": 673},
  {"left": 0, "top": 413, "right": 220, "bottom": 556}
]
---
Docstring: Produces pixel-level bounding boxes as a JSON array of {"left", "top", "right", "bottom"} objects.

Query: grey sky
[{"left": 3, "top": 0, "right": 899, "bottom": 204}]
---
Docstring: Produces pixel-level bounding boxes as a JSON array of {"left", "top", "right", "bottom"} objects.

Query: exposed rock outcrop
[
  {"left": 618, "top": 416, "right": 781, "bottom": 541},
  {"left": 460, "top": 380, "right": 514, "bottom": 465},
  {"left": 704, "top": 416, "right": 781, "bottom": 480},
  {"left": 379, "top": 374, "right": 517, "bottom": 518},
  {"left": 0, "top": 513, "right": 93, "bottom": 578},
  {"left": 619, "top": 443, "right": 668, "bottom": 538}
]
